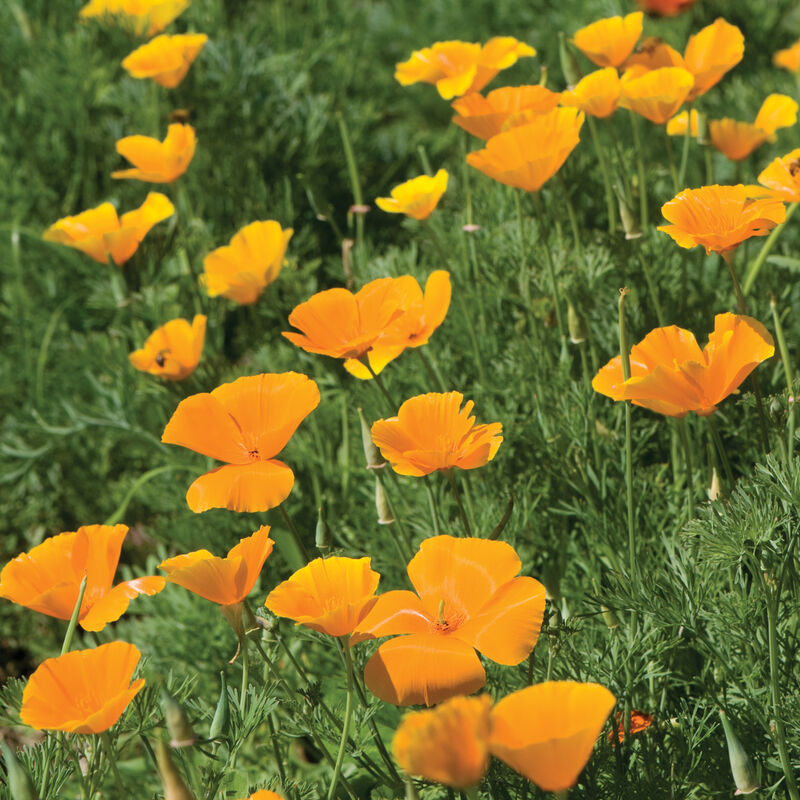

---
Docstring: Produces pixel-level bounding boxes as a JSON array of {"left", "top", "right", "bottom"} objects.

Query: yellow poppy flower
[
  {"left": 560, "top": 68, "right": 621, "bottom": 118},
  {"left": 572, "top": 12, "right": 643, "bottom": 68},
  {"left": 122, "top": 32, "right": 208, "bottom": 88},
  {"left": 112, "top": 123, "right": 196, "bottom": 183},
  {"left": 375, "top": 169, "right": 448, "bottom": 220}
]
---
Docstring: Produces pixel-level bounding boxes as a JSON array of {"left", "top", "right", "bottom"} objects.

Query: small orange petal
[{"left": 186, "top": 460, "right": 295, "bottom": 513}]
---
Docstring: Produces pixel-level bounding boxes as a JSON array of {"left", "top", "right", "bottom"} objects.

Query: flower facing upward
[
  {"left": 466, "top": 107, "right": 584, "bottom": 192},
  {"left": 112, "top": 123, "right": 196, "bottom": 183},
  {"left": 354, "top": 536, "right": 546, "bottom": 706},
  {"left": 129, "top": 314, "right": 206, "bottom": 380},
  {"left": 159, "top": 526, "right": 274, "bottom": 606},
  {"left": 393, "top": 695, "right": 491, "bottom": 788},
  {"left": 376, "top": 169, "right": 448, "bottom": 220},
  {"left": 20, "top": 642, "right": 145, "bottom": 734},
  {"left": 0, "top": 524, "right": 164, "bottom": 632},
  {"left": 161, "top": 372, "right": 320, "bottom": 512},
  {"left": 560, "top": 68, "right": 621, "bottom": 119},
  {"left": 79, "top": 0, "right": 188, "bottom": 36},
  {"left": 395, "top": 38, "right": 536, "bottom": 100},
  {"left": 637, "top": 0, "right": 696, "bottom": 15},
  {"left": 658, "top": 185, "right": 786, "bottom": 255},
  {"left": 451, "top": 86, "right": 562, "bottom": 139},
  {"left": 619, "top": 66, "right": 694, "bottom": 124},
  {"left": 759, "top": 148, "right": 800, "bottom": 202},
  {"left": 202, "top": 220, "right": 293, "bottom": 304},
  {"left": 283, "top": 277, "right": 416, "bottom": 361},
  {"left": 592, "top": 313, "right": 775, "bottom": 417},
  {"left": 709, "top": 95, "right": 798, "bottom": 161},
  {"left": 122, "top": 33, "right": 208, "bottom": 88},
  {"left": 683, "top": 18, "right": 744, "bottom": 101},
  {"left": 344, "top": 271, "right": 451, "bottom": 380},
  {"left": 42, "top": 192, "right": 174, "bottom": 266},
  {"left": 572, "top": 12, "right": 643, "bottom": 68},
  {"left": 371, "top": 391, "right": 502, "bottom": 477},
  {"left": 774, "top": 40, "right": 800, "bottom": 73},
  {"left": 489, "top": 682, "right": 616, "bottom": 792},
  {"left": 265, "top": 556, "right": 380, "bottom": 637}
]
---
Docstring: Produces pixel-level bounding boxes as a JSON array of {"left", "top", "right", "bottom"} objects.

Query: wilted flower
[
  {"left": 466, "top": 107, "right": 584, "bottom": 192},
  {"left": 659, "top": 185, "right": 786, "bottom": 255},
  {"left": 619, "top": 66, "right": 694, "bottom": 124},
  {"left": 202, "top": 220, "right": 293, "bottom": 304},
  {"left": 395, "top": 37, "right": 536, "bottom": 100},
  {"left": 122, "top": 32, "right": 208, "bottom": 87},
  {"left": 42, "top": 192, "right": 174, "bottom": 266},
  {"left": 560, "top": 68, "right": 621, "bottom": 118},
  {"left": 79, "top": 0, "right": 189, "bottom": 37},
  {"left": 0, "top": 524, "right": 164, "bottom": 632},
  {"left": 489, "top": 682, "right": 616, "bottom": 792},
  {"left": 265, "top": 556, "right": 380, "bottom": 637},
  {"left": 592, "top": 313, "right": 775, "bottom": 417},
  {"left": 393, "top": 695, "right": 491, "bottom": 788},
  {"left": 376, "top": 169, "right": 448, "bottom": 220},
  {"left": 354, "top": 535, "right": 545, "bottom": 706},
  {"left": 344, "top": 271, "right": 451, "bottom": 379},
  {"left": 452, "top": 86, "right": 562, "bottom": 139},
  {"left": 112, "top": 123, "right": 196, "bottom": 183},
  {"left": 161, "top": 373, "right": 320, "bottom": 512},
  {"left": 637, "top": 0, "right": 696, "bottom": 15},
  {"left": 758, "top": 148, "right": 800, "bottom": 202},
  {"left": 572, "top": 12, "right": 643, "bottom": 68},
  {"left": 683, "top": 18, "right": 744, "bottom": 101},
  {"left": 371, "top": 391, "right": 502, "bottom": 476},
  {"left": 129, "top": 314, "right": 206, "bottom": 380},
  {"left": 20, "top": 642, "right": 145, "bottom": 733},
  {"left": 774, "top": 39, "right": 800, "bottom": 73}
]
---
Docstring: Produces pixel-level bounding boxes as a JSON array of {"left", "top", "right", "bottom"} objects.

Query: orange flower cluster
[
  {"left": 452, "top": 86, "right": 562, "bottom": 138},
  {"left": 79, "top": 0, "right": 189, "bottom": 36}
]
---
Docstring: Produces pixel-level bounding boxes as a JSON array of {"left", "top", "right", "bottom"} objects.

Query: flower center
[
  {"left": 431, "top": 599, "right": 465, "bottom": 634},
  {"left": 789, "top": 158, "right": 800, "bottom": 178},
  {"left": 155, "top": 348, "right": 171, "bottom": 367},
  {"left": 248, "top": 448, "right": 260, "bottom": 461}
]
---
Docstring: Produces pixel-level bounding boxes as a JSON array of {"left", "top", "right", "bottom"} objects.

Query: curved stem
[
  {"left": 104, "top": 465, "right": 183, "bottom": 525},
  {"left": 743, "top": 203, "right": 797, "bottom": 295},
  {"left": 278, "top": 506, "right": 310, "bottom": 563},
  {"left": 328, "top": 638, "right": 355, "bottom": 800},
  {"left": 61, "top": 575, "right": 88, "bottom": 655}
]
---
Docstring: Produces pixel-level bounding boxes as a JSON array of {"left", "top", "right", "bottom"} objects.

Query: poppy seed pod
[{"left": 719, "top": 711, "right": 759, "bottom": 795}]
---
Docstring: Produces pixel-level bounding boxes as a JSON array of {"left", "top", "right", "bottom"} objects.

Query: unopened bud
[
  {"left": 376, "top": 480, "right": 394, "bottom": 525},
  {"left": 601, "top": 605, "right": 619, "bottom": 629},
  {"left": 163, "top": 690, "right": 196, "bottom": 748},
  {"left": 209, "top": 671, "right": 230, "bottom": 741},
  {"left": 558, "top": 32, "right": 581, "bottom": 89},
  {"left": 1, "top": 742, "right": 39, "bottom": 800},
  {"left": 614, "top": 183, "right": 641, "bottom": 240},
  {"left": 719, "top": 711, "right": 759, "bottom": 796},
  {"left": 316, "top": 506, "right": 331, "bottom": 553},
  {"left": 696, "top": 111, "right": 709, "bottom": 146},
  {"left": 358, "top": 408, "right": 383, "bottom": 468},
  {"left": 567, "top": 300, "right": 587, "bottom": 344},
  {"left": 156, "top": 740, "right": 196, "bottom": 800},
  {"left": 708, "top": 467, "right": 721, "bottom": 501}
]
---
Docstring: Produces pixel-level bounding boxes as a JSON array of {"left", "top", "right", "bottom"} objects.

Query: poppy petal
[
  {"left": 186, "top": 460, "right": 295, "bottom": 513},
  {"left": 351, "top": 590, "right": 432, "bottom": 644},
  {"left": 80, "top": 576, "right": 166, "bottom": 632}
]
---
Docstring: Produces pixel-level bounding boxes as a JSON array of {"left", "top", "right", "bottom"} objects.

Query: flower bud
[
  {"left": 558, "top": 32, "right": 582, "bottom": 89},
  {"left": 376, "top": 480, "right": 395, "bottom": 525},
  {"left": 315, "top": 506, "right": 331, "bottom": 553},
  {"left": 567, "top": 300, "right": 587, "bottom": 344},
  {"left": 163, "top": 690, "right": 196, "bottom": 748},
  {"left": 719, "top": 711, "right": 759, "bottom": 796},
  {"left": 156, "top": 740, "right": 196, "bottom": 800},
  {"left": 696, "top": 111, "right": 709, "bottom": 146},
  {"left": 209, "top": 671, "right": 230, "bottom": 741},
  {"left": 614, "top": 183, "right": 642, "bottom": 240},
  {"left": 358, "top": 407, "right": 383, "bottom": 468},
  {"left": 1, "top": 741, "right": 40, "bottom": 800},
  {"left": 708, "top": 467, "right": 721, "bottom": 501}
]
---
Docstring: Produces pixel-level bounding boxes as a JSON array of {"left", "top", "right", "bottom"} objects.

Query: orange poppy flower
[
  {"left": 666, "top": 109, "right": 699, "bottom": 137},
  {"left": 202, "top": 220, "right": 293, "bottom": 305},
  {"left": 683, "top": 18, "right": 744, "bottom": 101},
  {"left": 572, "top": 12, "right": 643, "bottom": 68},
  {"left": 112, "top": 123, "right": 196, "bottom": 183},
  {"left": 489, "top": 682, "right": 616, "bottom": 792},
  {"left": 395, "top": 37, "right": 536, "bottom": 100},
  {"left": 236, "top": 793, "right": 284, "bottom": 800},
  {"left": 592, "top": 313, "right": 775, "bottom": 417},
  {"left": 79, "top": 0, "right": 189, "bottom": 37},
  {"left": 451, "top": 86, "right": 562, "bottom": 139},
  {"left": 161, "top": 372, "right": 320, "bottom": 513},
  {"left": 122, "top": 33, "right": 208, "bottom": 88},
  {"left": 624, "top": 37, "right": 686, "bottom": 72},
  {"left": 283, "top": 277, "right": 416, "bottom": 361},
  {"left": 354, "top": 535, "right": 546, "bottom": 706},
  {"left": 610, "top": 710, "right": 654, "bottom": 743},
  {"left": 560, "top": 68, "right": 621, "bottom": 119},
  {"left": 265, "top": 556, "right": 380, "bottom": 637},
  {"left": 758, "top": 148, "right": 800, "bottom": 202},
  {"left": 619, "top": 66, "right": 694, "bottom": 124},
  {"left": 376, "top": 169, "right": 448, "bottom": 220},
  {"left": 343, "top": 271, "right": 451, "bottom": 380},
  {"left": 129, "top": 314, "right": 206, "bottom": 381},
  {"left": 20, "top": 642, "right": 145, "bottom": 734},
  {"left": 42, "top": 192, "right": 174, "bottom": 266},
  {"left": 466, "top": 107, "right": 584, "bottom": 192},
  {"left": 393, "top": 695, "right": 491, "bottom": 788},
  {"left": 371, "top": 392, "right": 502, "bottom": 477},
  {"left": 637, "top": 0, "right": 696, "bottom": 15},
  {"left": 159, "top": 526, "right": 274, "bottom": 606},
  {"left": 658, "top": 185, "right": 786, "bottom": 255},
  {"left": 0, "top": 524, "right": 164, "bottom": 632},
  {"left": 774, "top": 40, "right": 800, "bottom": 73}
]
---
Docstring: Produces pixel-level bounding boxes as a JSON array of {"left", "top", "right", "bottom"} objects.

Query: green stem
[
  {"left": 266, "top": 713, "right": 287, "bottom": 787},
  {"left": 743, "top": 203, "right": 798, "bottom": 295},
  {"left": 630, "top": 112, "right": 648, "bottom": 230},
  {"left": 328, "top": 638, "right": 355, "bottom": 800},
  {"left": 336, "top": 111, "right": 365, "bottom": 274},
  {"left": 705, "top": 415, "right": 734, "bottom": 490},
  {"left": 677, "top": 417, "right": 695, "bottom": 520},
  {"left": 618, "top": 289, "right": 637, "bottom": 586},
  {"left": 557, "top": 172, "right": 584, "bottom": 263},
  {"left": 587, "top": 115, "right": 617, "bottom": 234},
  {"left": 723, "top": 251, "right": 747, "bottom": 314},
  {"left": 704, "top": 146, "right": 714, "bottom": 185},
  {"left": 770, "top": 295, "right": 796, "bottom": 463},
  {"left": 532, "top": 192, "right": 566, "bottom": 340},
  {"left": 637, "top": 246, "right": 665, "bottom": 327},
  {"left": 444, "top": 470, "right": 472, "bottom": 537},
  {"left": 101, "top": 732, "right": 124, "bottom": 794},
  {"left": 579, "top": 343, "right": 601, "bottom": 471},
  {"left": 663, "top": 127, "right": 679, "bottom": 194},
  {"left": 677, "top": 107, "right": 693, "bottom": 189},
  {"left": 61, "top": 575, "right": 88, "bottom": 655},
  {"left": 415, "top": 348, "right": 446, "bottom": 392},
  {"left": 363, "top": 358, "right": 400, "bottom": 411},
  {"left": 104, "top": 465, "right": 183, "bottom": 525},
  {"left": 424, "top": 477, "right": 442, "bottom": 536},
  {"left": 279, "top": 505, "right": 310, "bottom": 563},
  {"left": 239, "top": 635, "right": 249, "bottom": 716},
  {"left": 513, "top": 190, "right": 530, "bottom": 305}
]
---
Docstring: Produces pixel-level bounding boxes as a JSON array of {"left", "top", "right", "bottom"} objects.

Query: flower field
[{"left": 2, "top": 0, "right": 800, "bottom": 797}]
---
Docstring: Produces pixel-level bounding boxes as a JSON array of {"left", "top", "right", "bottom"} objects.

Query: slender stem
[
  {"left": 336, "top": 111, "right": 365, "bottom": 273},
  {"left": 704, "top": 146, "right": 714, "bottom": 185},
  {"left": 444, "top": 470, "right": 472, "bottom": 537},
  {"left": 61, "top": 575, "right": 88, "bottom": 655},
  {"left": 557, "top": 172, "right": 583, "bottom": 263},
  {"left": 415, "top": 348, "right": 446, "bottom": 392},
  {"left": 677, "top": 417, "right": 695, "bottom": 520},
  {"left": 630, "top": 112, "right": 648, "bottom": 230},
  {"left": 363, "top": 358, "right": 400, "bottom": 410},
  {"left": 513, "top": 190, "right": 531, "bottom": 304},
  {"left": 579, "top": 344, "right": 601, "bottom": 471},
  {"left": 770, "top": 295, "right": 796, "bottom": 463},
  {"left": 663, "top": 127, "right": 679, "bottom": 194},
  {"left": 279, "top": 505, "right": 310, "bottom": 563},
  {"left": 743, "top": 203, "right": 798, "bottom": 295},
  {"left": 328, "top": 638, "right": 355, "bottom": 800},
  {"left": 423, "top": 477, "right": 441, "bottom": 536},
  {"left": 723, "top": 250, "right": 747, "bottom": 314},
  {"left": 705, "top": 415, "right": 734, "bottom": 490},
  {"left": 618, "top": 289, "right": 637, "bottom": 586},
  {"left": 104, "top": 464, "right": 182, "bottom": 525},
  {"left": 266, "top": 713, "right": 287, "bottom": 787},
  {"left": 239, "top": 636, "right": 249, "bottom": 716},
  {"left": 532, "top": 192, "right": 566, "bottom": 339},
  {"left": 677, "top": 107, "right": 692, "bottom": 189},
  {"left": 101, "top": 732, "right": 124, "bottom": 794},
  {"left": 637, "top": 246, "right": 665, "bottom": 326},
  {"left": 587, "top": 115, "right": 617, "bottom": 233}
]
